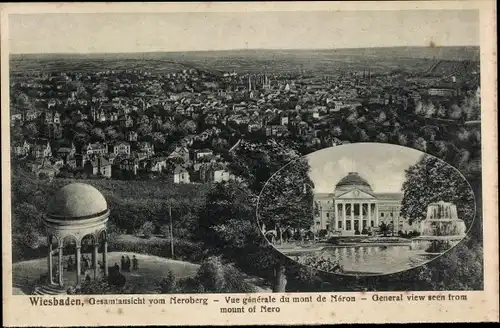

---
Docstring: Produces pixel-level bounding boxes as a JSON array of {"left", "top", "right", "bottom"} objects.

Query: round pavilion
[{"left": 44, "top": 183, "right": 109, "bottom": 287}]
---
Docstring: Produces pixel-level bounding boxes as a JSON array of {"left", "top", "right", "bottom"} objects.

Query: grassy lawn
[
  {"left": 12, "top": 250, "right": 271, "bottom": 295},
  {"left": 12, "top": 251, "right": 199, "bottom": 295}
]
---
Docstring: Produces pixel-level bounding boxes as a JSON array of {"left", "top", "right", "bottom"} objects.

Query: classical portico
[
  {"left": 334, "top": 197, "right": 379, "bottom": 233},
  {"left": 313, "top": 172, "right": 406, "bottom": 236},
  {"left": 45, "top": 183, "right": 109, "bottom": 287}
]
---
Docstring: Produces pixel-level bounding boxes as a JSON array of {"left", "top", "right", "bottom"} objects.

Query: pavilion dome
[
  {"left": 334, "top": 172, "right": 373, "bottom": 194},
  {"left": 47, "top": 183, "right": 108, "bottom": 220}
]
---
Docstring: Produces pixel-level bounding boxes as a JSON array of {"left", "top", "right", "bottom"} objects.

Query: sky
[
  {"left": 307, "top": 143, "right": 425, "bottom": 193},
  {"left": 8, "top": 10, "right": 479, "bottom": 54}
]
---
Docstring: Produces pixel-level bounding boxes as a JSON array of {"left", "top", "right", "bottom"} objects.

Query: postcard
[{"left": 1, "top": 1, "right": 498, "bottom": 326}]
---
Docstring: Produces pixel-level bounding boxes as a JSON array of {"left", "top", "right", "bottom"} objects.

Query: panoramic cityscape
[{"left": 9, "top": 10, "right": 483, "bottom": 295}]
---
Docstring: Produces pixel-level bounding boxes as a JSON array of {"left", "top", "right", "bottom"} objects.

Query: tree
[
  {"left": 258, "top": 157, "right": 315, "bottom": 244},
  {"left": 23, "top": 122, "right": 40, "bottom": 139},
  {"left": 75, "top": 121, "right": 92, "bottom": 134},
  {"left": 198, "top": 181, "right": 257, "bottom": 251},
  {"left": 397, "top": 134, "right": 408, "bottom": 146},
  {"left": 376, "top": 132, "right": 388, "bottom": 143},
  {"left": 91, "top": 127, "right": 106, "bottom": 142},
  {"left": 449, "top": 104, "right": 463, "bottom": 120},
  {"left": 332, "top": 126, "right": 342, "bottom": 137},
  {"left": 137, "top": 123, "right": 152, "bottom": 137},
  {"left": 379, "top": 222, "right": 390, "bottom": 237},
  {"left": 142, "top": 221, "right": 155, "bottom": 238},
  {"left": 161, "top": 121, "right": 175, "bottom": 134},
  {"left": 413, "top": 137, "right": 427, "bottom": 152},
  {"left": 400, "top": 154, "right": 475, "bottom": 227},
  {"left": 180, "top": 120, "right": 197, "bottom": 134}
]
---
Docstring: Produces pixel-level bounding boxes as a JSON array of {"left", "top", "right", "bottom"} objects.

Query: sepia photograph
[
  {"left": 1, "top": 1, "right": 497, "bottom": 326},
  {"left": 258, "top": 143, "right": 476, "bottom": 276}
]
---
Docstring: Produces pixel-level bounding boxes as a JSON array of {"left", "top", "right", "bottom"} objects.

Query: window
[
  {"left": 381, "top": 213, "right": 384, "bottom": 217},
  {"left": 326, "top": 213, "right": 330, "bottom": 218},
  {"left": 338, "top": 221, "right": 342, "bottom": 229},
  {"left": 371, "top": 221, "right": 374, "bottom": 227}
]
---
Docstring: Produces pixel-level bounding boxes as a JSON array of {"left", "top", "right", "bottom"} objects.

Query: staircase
[{"left": 32, "top": 284, "right": 67, "bottom": 295}]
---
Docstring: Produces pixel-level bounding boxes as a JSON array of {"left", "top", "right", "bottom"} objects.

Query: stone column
[
  {"left": 375, "top": 203, "right": 379, "bottom": 227},
  {"left": 359, "top": 203, "right": 365, "bottom": 229},
  {"left": 334, "top": 202, "right": 338, "bottom": 231},
  {"left": 342, "top": 202, "right": 346, "bottom": 232},
  {"left": 93, "top": 243, "right": 98, "bottom": 279},
  {"left": 58, "top": 246, "right": 64, "bottom": 287},
  {"left": 103, "top": 240, "right": 108, "bottom": 277},
  {"left": 368, "top": 203, "right": 372, "bottom": 227},
  {"left": 47, "top": 236, "right": 53, "bottom": 285},
  {"left": 350, "top": 203, "right": 355, "bottom": 231},
  {"left": 76, "top": 246, "right": 81, "bottom": 285}
]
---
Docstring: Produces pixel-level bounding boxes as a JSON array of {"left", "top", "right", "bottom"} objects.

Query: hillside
[{"left": 11, "top": 167, "right": 212, "bottom": 261}]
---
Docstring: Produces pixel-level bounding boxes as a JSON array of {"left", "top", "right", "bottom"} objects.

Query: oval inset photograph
[{"left": 256, "top": 143, "right": 476, "bottom": 276}]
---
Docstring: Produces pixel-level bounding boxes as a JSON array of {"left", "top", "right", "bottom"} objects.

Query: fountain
[{"left": 411, "top": 201, "right": 467, "bottom": 254}]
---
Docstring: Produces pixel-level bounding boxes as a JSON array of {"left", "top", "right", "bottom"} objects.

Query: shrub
[
  {"left": 158, "top": 270, "right": 177, "bottom": 293},
  {"left": 142, "top": 221, "right": 154, "bottom": 239},
  {"left": 296, "top": 253, "right": 344, "bottom": 274},
  {"left": 177, "top": 256, "right": 257, "bottom": 293},
  {"left": 354, "top": 229, "right": 360, "bottom": 235}
]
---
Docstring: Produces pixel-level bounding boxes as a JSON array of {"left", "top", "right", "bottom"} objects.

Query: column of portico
[
  {"left": 93, "top": 242, "right": 99, "bottom": 279},
  {"left": 103, "top": 239, "right": 108, "bottom": 277},
  {"left": 76, "top": 245, "right": 81, "bottom": 285},
  {"left": 58, "top": 244, "right": 64, "bottom": 287},
  {"left": 362, "top": 202, "right": 366, "bottom": 229},
  {"left": 350, "top": 202, "right": 354, "bottom": 231},
  {"left": 368, "top": 202, "right": 372, "bottom": 227},
  {"left": 375, "top": 203, "right": 379, "bottom": 227},
  {"left": 334, "top": 201, "right": 338, "bottom": 231},
  {"left": 47, "top": 235, "right": 53, "bottom": 285},
  {"left": 342, "top": 203, "right": 346, "bottom": 232}
]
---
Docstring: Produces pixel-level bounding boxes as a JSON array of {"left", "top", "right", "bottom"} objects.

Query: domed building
[
  {"left": 313, "top": 172, "right": 410, "bottom": 236},
  {"left": 44, "top": 183, "right": 109, "bottom": 287}
]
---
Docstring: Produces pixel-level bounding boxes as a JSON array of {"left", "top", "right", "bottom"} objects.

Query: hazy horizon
[
  {"left": 9, "top": 45, "right": 480, "bottom": 57},
  {"left": 9, "top": 10, "right": 479, "bottom": 54}
]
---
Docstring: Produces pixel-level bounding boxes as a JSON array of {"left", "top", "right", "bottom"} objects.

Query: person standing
[
  {"left": 120, "top": 256, "right": 125, "bottom": 272},
  {"left": 125, "top": 256, "right": 131, "bottom": 272},
  {"left": 67, "top": 256, "right": 74, "bottom": 271},
  {"left": 132, "top": 255, "right": 138, "bottom": 271}
]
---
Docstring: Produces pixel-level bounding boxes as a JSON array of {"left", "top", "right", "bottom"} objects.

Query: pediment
[{"left": 337, "top": 189, "right": 375, "bottom": 199}]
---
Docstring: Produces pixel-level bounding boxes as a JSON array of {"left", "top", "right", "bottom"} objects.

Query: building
[
  {"left": 56, "top": 142, "right": 76, "bottom": 159},
  {"left": 44, "top": 183, "right": 109, "bottom": 289},
  {"left": 28, "top": 138, "right": 52, "bottom": 159},
  {"left": 84, "top": 156, "right": 112, "bottom": 178},
  {"left": 427, "top": 88, "right": 457, "bottom": 97},
  {"left": 265, "top": 125, "right": 289, "bottom": 137},
  {"left": 205, "top": 168, "right": 237, "bottom": 183},
  {"left": 138, "top": 141, "right": 155, "bottom": 156},
  {"left": 168, "top": 146, "right": 190, "bottom": 163},
  {"left": 82, "top": 142, "right": 108, "bottom": 157},
  {"left": 313, "top": 172, "right": 412, "bottom": 235},
  {"left": 172, "top": 165, "right": 190, "bottom": 184},
  {"left": 193, "top": 149, "right": 213, "bottom": 162},
  {"left": 13, "top": 140, "right": 30, "bottom": 157},
  {"left": 127, "top": 131, "right": 138, "bottom": 142},
  {"left": 109, "top": 141, "right": 131, "bottom": 156}
]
